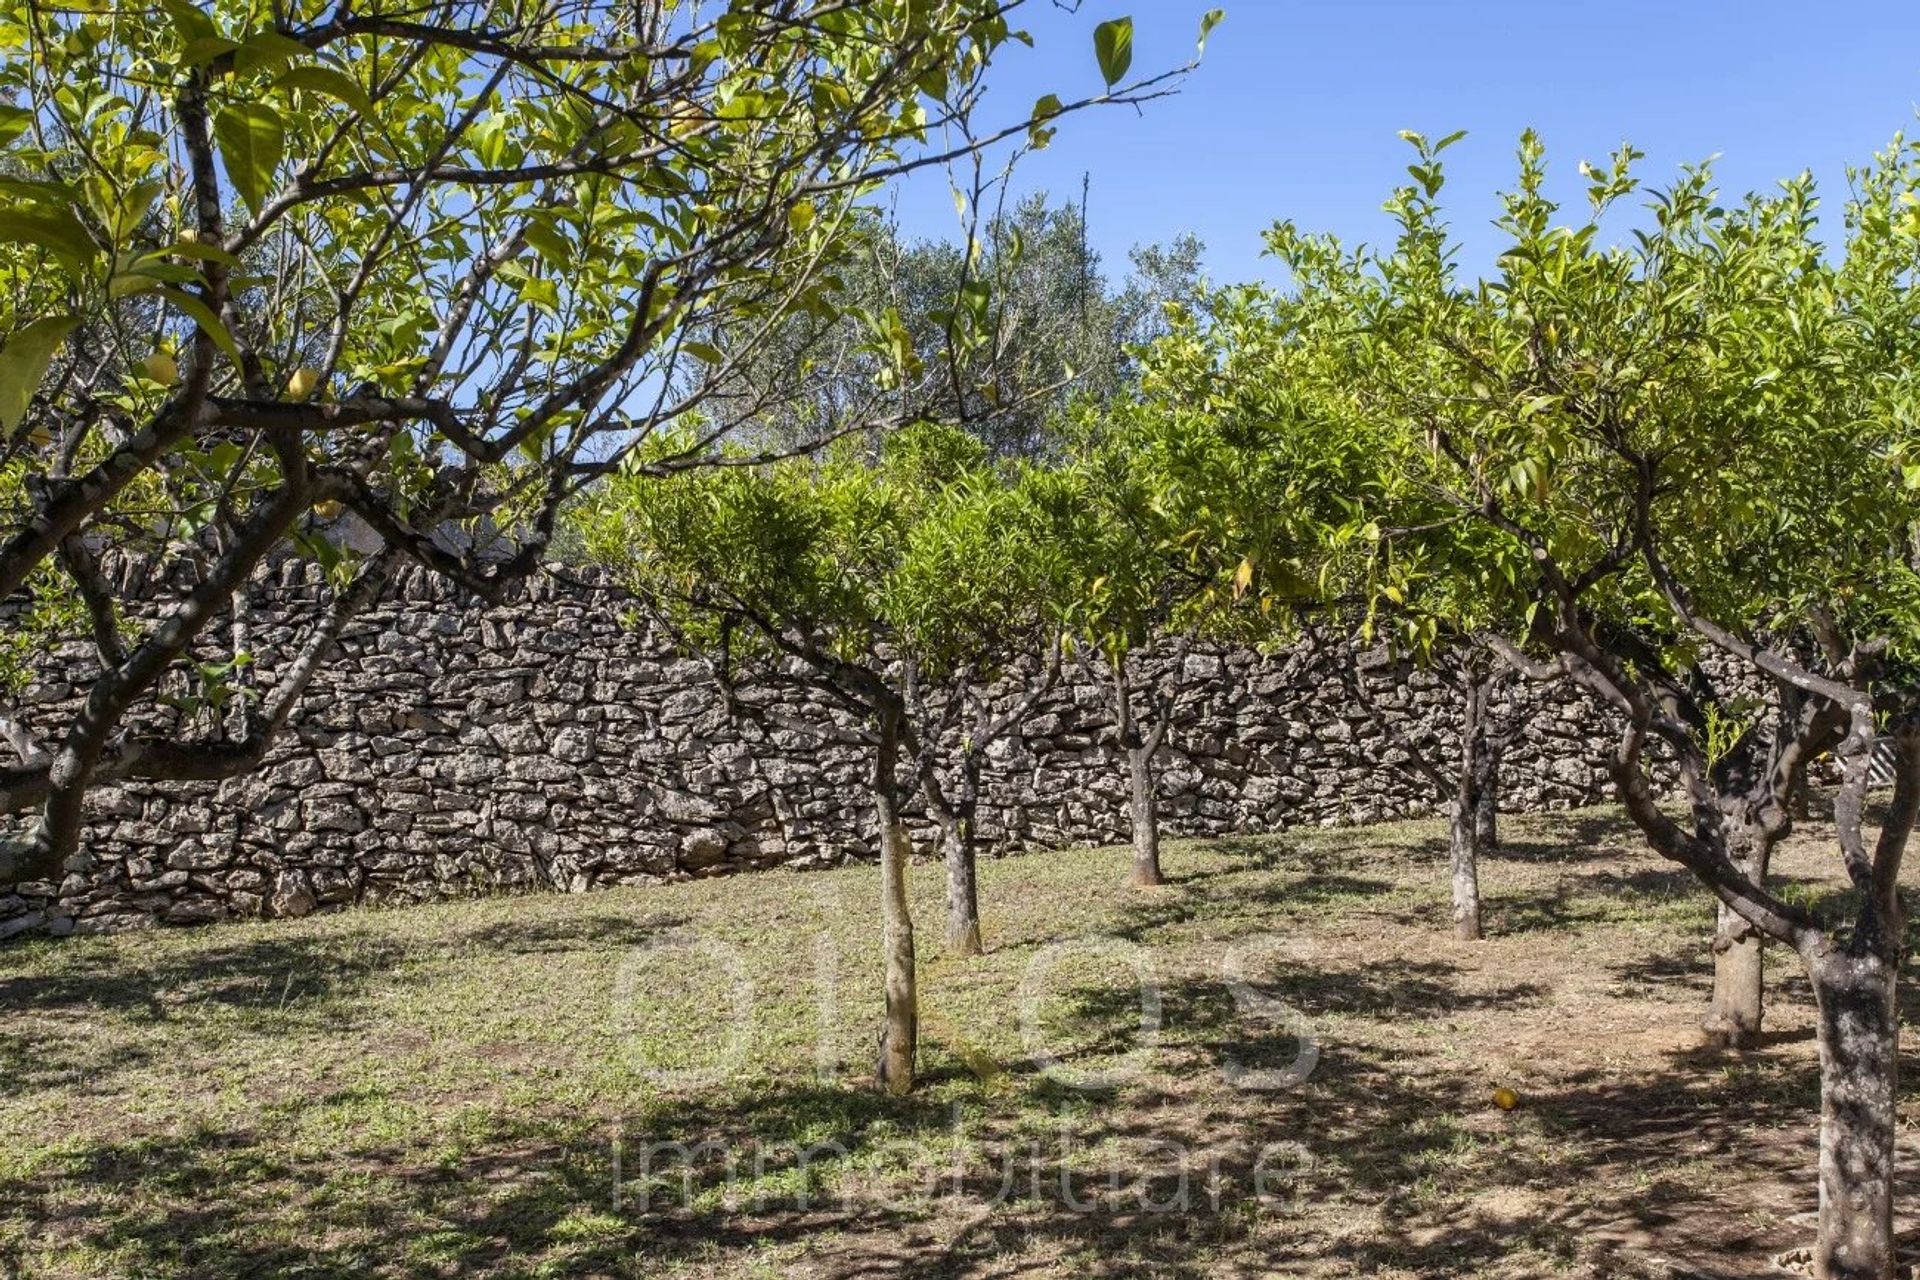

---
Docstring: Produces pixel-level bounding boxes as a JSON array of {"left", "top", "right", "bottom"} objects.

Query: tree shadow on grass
[
  {"left": 0, "top": 909, "right": 687, "bottom": 1101},
  {"left": 1482, "top": 810, "right": 1642, "bottom": 865},
  {"left": 1, "top": 908, "right": 684, "bottom": 1020},
  {"left": 4, "top": 952, "right": 1905, "bottom": 1280},
  {"left": 1098, "top": 868, "right": 1401, "bottom": 947},
  {"left": 1488, "top": 865, "right": 1707, "bottom": 937},
  {"left": 446, "top": 909, "right": 691, "bottom": 957}
]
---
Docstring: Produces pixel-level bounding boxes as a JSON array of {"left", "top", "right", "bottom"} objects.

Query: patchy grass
[{"left": 1, "top": 806, "right": 1914, "bottom": 1278}]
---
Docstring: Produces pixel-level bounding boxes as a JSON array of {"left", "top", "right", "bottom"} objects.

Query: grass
[{"left": 1, "top": 806, "right": 1913, "bottom": 1278}]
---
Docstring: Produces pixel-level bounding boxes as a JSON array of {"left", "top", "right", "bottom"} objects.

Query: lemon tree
[
  {"left": 0, "top": 0, "right": 1194, "bottom": 883},
  {"left": 1220, "top": 129, "right": 1920, "bottom": 1278}
]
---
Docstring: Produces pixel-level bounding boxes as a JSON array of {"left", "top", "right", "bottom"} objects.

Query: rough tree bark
[
  {"left": 933, "top": 784, "right": 984, "bottom": 958},
  {"left": 1473, "top": 734, "right": 1502, "bottom": 850},
  {"left": 1806, "top": 717, "right": 1914, "bottom": 1280},
  {"left": 1095, "top": 649, "right": 1175, "bottom": 889},
  {"left": 1126, "top": 737, "right": 1167, "bottom": 888},
  {"left": 909, "top": 652, "right": 1058, "bottom": 959},
  {"left": 1703, "top": 816, "right": 1771, "bottom": 1049},
  {"left": 1512, "top": 595, "right": 1913, "bottom": 1276},
  {"left": 873, "top": 709, "right": 917, "bottom": 1095},
  {"left": 1809, "top": 944, "right": 1900, "bottom": 1280},
  {"left": 1698, "top": 687, "right": 1845, "bottom": 1049},
  {"left": 1447, "top": 675, "right": 1490, "bottom": 941}
]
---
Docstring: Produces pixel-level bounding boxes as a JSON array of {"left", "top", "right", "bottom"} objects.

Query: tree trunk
[
  {"left": 873, "top": 719, "right": 916, "bottom": 1096},
  {"left": 921, "top": 755, "right": 985, "bottom": 959},
  {"left": 1127, "top": 742, "right": 1166, "bottom": 888},
  {"left": 1448, "top": 795, "right": 1483, "bottom": 941},
  {"left": 941, "top": 817, "right": 983, "bottom": 957},
  {"left": 1447, "top": 675, "right": 1487, "bottom": 941},
  {"left": 1705, "top": 906, "right": 1766, "bottom": 1048},
  {"left": 1473, "top": 737, "right": 1502, "bottom": 851},
  {"left": 1790, "top": 764, "right": 1814, "bottom": 821},
  {"left": 1704, "top": 822, "right": 1772, "bottom": 1048},
  {"left": 1103, "top": 652, "right": 1167, "bottom": 889},
  {"left": 1810, "top": 947, "right": 1900, "bottom": 1280}
]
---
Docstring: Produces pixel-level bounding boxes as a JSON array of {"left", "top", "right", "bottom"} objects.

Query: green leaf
[
  {"left": 179, "top": 35, "right": 240, "bottom": 66},
  {"left": 1093, "top": 18, "right": 1134, "bottom": 88},
  {"left": 0, "top": 106, "right": 31, "bottom": 148},
  {"left": 0, "top": 178, "right": 77, "bottom": 204},
  {"left": 0, "top": 314, "right": 79, "bottom": 435},
  {"left": 213, "top": 103, "right": 285, "bottom": 215},
  {"left": 236, "top": 27, "right": 314, "bottom": 75},
  {"left": 681, "top": 341, "right": 725, "bottom": 366},
  {"left": 273, "top": 65, "right": 372, "bottom": 115},
  {"left": 160, "top": 0, "right": 221, "bottom": 46},
  {"left": 521, "top": 218, "right": 572, "bottom": 268},
  {"left": 109, "top": 268, "right": 170, "bottom": 298},
  {"left": 1197, "top": 8, "right": 1225, "bottom": 54},
  {"left": 110, "top": 179, "right": 166, "bottom": 240},
  {"left": 0, "top": 205, "right": 97, "bottom": 266},
  {"left": 1029, "top": 93, "right": 1062, "bottom": 149},
  {"left": 156, "top": 286, "right": 242, "bottom": 368},
  {"left": 517, "top": 276, "right": 559, "bottom": 314}
]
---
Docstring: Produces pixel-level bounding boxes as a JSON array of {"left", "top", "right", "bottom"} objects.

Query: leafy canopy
[
  {"left": 1202, "top": 128, "right": 1920, "bottom": 669},
  {"left": 579, "top": 422, "right": 1073, "bottom": 682}
]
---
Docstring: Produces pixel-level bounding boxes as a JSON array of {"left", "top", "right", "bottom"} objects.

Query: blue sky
[{"left": 891, "top": 1, "right": 1920, "bottom": 286}]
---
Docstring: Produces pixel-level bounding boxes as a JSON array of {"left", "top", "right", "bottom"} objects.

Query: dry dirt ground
[{"left": 3, "top": 804, "right": 1917, "bottom": 1278}]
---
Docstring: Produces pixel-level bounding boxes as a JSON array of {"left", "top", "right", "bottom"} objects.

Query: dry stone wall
[{"left": 0, "top": 563, "right": 1617, "bottom": 938}]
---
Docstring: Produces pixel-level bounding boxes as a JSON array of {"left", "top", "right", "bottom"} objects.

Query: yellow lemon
[
  {"left": 285, "top": 367, "right": 322, "bottom": 402},
  {"left": 177, "top": 228, "right": 199, "bottom": 245},
  {"left": 141, "top": 351, "right": 179, "bottom": 387},
  {"left": 1492, "top": 1087, "right": 1520, "bottom": 1111}
]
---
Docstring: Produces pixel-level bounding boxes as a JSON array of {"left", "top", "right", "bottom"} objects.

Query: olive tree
[
  {"left": 0, "top": 0, "right": 1195, "bottom": 885},
  {"left": 1250, "top": 129, "right": 1919, "bottom": 1278},
  {"left": 699, "top": 196, "right": 1209, "bottom": 461}
]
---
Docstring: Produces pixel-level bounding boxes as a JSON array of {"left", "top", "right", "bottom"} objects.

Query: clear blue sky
[{"left": 891, "top": 1, "right": 1920, "bottom": 285}]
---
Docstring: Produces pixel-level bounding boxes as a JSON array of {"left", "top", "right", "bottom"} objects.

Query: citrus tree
[
  {"left": 1048, "top": 430, "right": 1196, "bottom": 888},
  {"left": 1059, "top": 280, "right": 1376, "bottom": 891},
  {"left": 1132, "top": 272, "right": 1553, "bottom": 940},
  {"left": 1252, "top": 129, "right": 1920, "bottom": 1278},
  {"left": 578, "top": 423, "right": 1072, "bottom": 1082},
  {"left": 0, "top": 0, "right": 1196, "bottom": 885},
  {"left": 889, "top": 458, "right": 1078, "bottom": 955},
  {"left": 581, "top": 432, "right": 935, "bottom": 1093}
]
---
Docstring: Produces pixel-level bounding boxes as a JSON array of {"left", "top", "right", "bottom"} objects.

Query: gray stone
[
  {"left": 0, "top": 560, "right": 1652, "bottom": 938},
  {"left": 679, "top": 827, "right": 731, "bottom": 870},
  {"left": 269, "top": 870, "right": 318, "bottom": 919}
]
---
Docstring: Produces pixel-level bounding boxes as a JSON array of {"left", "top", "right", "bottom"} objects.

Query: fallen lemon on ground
[{"left": 1492, "top": 1086, "right": 1520, "bottom": 1110}]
